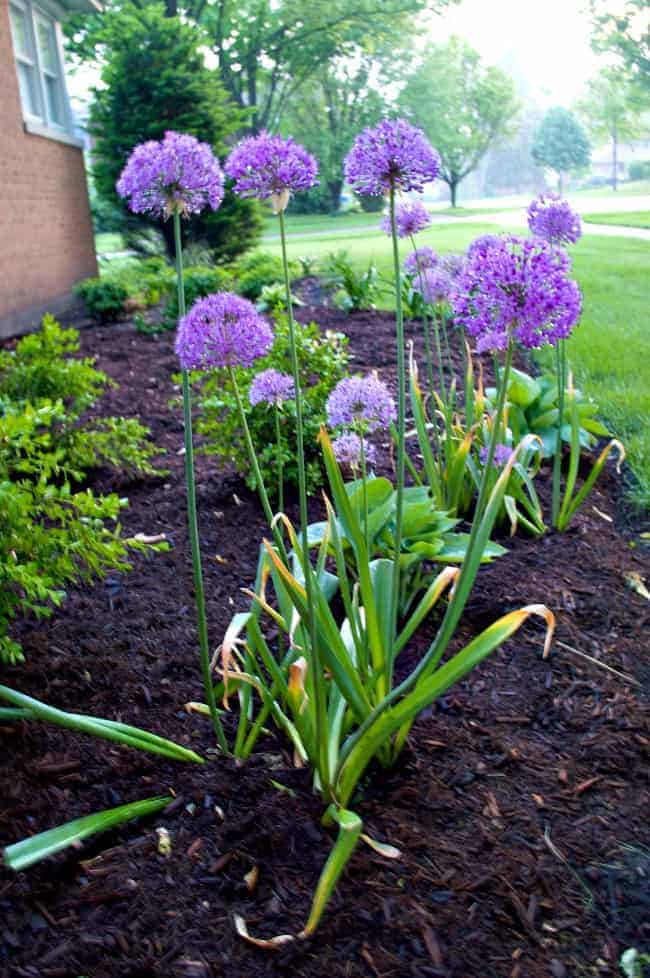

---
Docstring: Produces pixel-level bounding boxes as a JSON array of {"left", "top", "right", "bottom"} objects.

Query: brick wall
[{"left": 0, "top": 0, "right": 98, "bottom": 338}]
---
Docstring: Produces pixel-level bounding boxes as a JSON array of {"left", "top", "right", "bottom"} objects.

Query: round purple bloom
[
  {"left": 441, "top": 253, "right": 466, "bottom": 279},
  {"left": 527, "top": 194, "right": 582, "bottom": 246},
  {"left": 224, "top": 132, "right": 319, "bottom": 204},
  {"left": 450, "top": 235, "right": 582, "bottom": 353},
  {"left": 403, "top": 247, "right": 439, "bottom": 277},
  {"left": 413, "top": 265, "right": 453, "bottom": 305},
  {"left": 116, "top": 131, "right": 224, "bottom": 218},
  {"left": 381, "top": 199, "right": 431, "bottom": 238},
  {"left": 332, "top": 431, "right": 376, "bottom": 469},
  {"left": 344, "top": 118, "right": 440, "bottom": 196},
  {"left": 480, "top": 443, "right": 511, "bottom": 467},
  {"left": 326, "top": 374, "right": 396, "bottom": 433},
  {"left": 175, "top": 292, "right": 273, "bottom": 371},
  {"left": 249, "top": 368, "right": 294, "bottom": 407},
  {"left": 467, "top": 234, "right": 501, "bottom": 259}
]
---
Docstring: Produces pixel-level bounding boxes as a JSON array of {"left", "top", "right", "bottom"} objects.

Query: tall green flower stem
[
  {"left": 173, "top": 212, "right": 228, "bottom": 754},
  {"left": 389, "top": 189, "right": 407, "bottom": 653},
  {"left": 277, "top": 206, "right": 330, "bottom": 798},
  {"left": 274, "top": 407, "right": 284, "bottom": 514},
  {"left": 551, "top": 339, "right": 567, "bottom": 527}
]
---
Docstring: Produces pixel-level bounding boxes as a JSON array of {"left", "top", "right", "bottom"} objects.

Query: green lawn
[
  {"left": 583, "top": 211, "right": 650, "bottom": 230},
  {"left": 265, "top": 218, "right": 650, "bottom": 509},
  {"left": 572, "top": 179, "right": 650, "bottom": 198}
]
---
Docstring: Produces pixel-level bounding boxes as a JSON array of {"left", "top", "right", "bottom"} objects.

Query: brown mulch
[{"left": 0, "top": 307, "right": 649, "bottom": 978}]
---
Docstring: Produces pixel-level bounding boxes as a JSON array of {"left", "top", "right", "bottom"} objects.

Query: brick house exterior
[{"left": 0, "top": 0, "right": 99, "bottom": 339}]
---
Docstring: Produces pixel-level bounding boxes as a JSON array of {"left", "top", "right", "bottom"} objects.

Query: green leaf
[{"left": 4, "top": 795, "right": 170, "bottom": 871}]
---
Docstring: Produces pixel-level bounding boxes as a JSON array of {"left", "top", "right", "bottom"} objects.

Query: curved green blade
[{"left": 4, "top": 795, "right": 170, "bottom": 871}]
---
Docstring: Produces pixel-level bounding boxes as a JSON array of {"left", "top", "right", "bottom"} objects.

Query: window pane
[
  {"left": 17, "top": 61, "right": 40, "bottom": 117},
  {"left": 36, "top": 18, "right": 57, "bottom": 74},
  {"left": 44, "top": 75, "right": 64, "bottom": 126},
  {"left": 9, "top": 4, "right": 31, "bottom": 58}
]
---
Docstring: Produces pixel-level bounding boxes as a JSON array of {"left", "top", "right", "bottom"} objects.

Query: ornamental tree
[
  {"left": 89, "top": 5, "right": 262, "bottom": 260},
  {"left": 577, "top": 69, "right": 646, "bottom": 191},
  {"left": 531, "top": 108, "right": 591, "bottom": 194},
  {"left": 399, "top": 37, "right": 520, "bottom": 207}
]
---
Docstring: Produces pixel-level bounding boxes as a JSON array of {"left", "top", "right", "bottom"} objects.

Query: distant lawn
[
  {"left": 583, "top": 211, "right": 650, "bottom": 230},
  {"left": 265, "top": 218, "right": 650, "bottom": 509},
  {"left": 262, "top": 205, "right": 517, "bottom": 237}
]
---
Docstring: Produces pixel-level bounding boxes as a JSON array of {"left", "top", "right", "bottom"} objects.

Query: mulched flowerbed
[{"left": 1, "top": 305, "right": 649, "bottom": 978}]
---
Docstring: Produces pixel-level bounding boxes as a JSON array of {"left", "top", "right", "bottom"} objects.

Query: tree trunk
[
  {"left": 449, "top": 180, "right": 458, "bottom": 207},
  {"left": 328, "top": 178, "right": 343, "bottom": 214},
  {"left": 612, "top": 125, "right": 618, "bottom": 192}
]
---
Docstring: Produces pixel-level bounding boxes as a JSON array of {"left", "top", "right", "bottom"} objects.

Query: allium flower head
[
  {"left": 175, "top": 292, "right": 273, "bottom": 371},
  {"left": 480, "top": 443, "right": 511, "bottom": 467},
  {"left": 413, "top": 265, "right": 453, "bottom": 305},
  {"left": 249, "top": 368, "right": 294, "bottom": 407},
  {"left": 441, "top": 253, "right": 466, "bottom": 279},
  {"left": 403, "top": 247, "right": 439, "bottom": 277},
  {"left": 116, "top": 131, "right": 224, "bottom": 218},
  {"left": 344, "top": 118, "right": 440, "bottom": 196},
  {"left": 527, "top": 194, "right": 582, "bottom": 246},
  {"left": 381, "top": 199, "right": 431, "bottom": 238},
  {"left": 450, "top": 235, "right": 582, "bottom": 353},
  {"left": 224, "top": 132, "right": 318, "bottom": 210},
  {"left": 326, "top": 374, "right": 396, "bottom": 433},
  {"left": 332, "top": 431, "right": 376, "bottom": 469}
]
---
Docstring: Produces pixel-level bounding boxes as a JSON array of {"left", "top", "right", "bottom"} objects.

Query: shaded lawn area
[
  {"left": 266, "top": 220, "right": 650, "bottom": 509},
  {"left": 583, "top": 211, "right": 650, "bottom": 230}
]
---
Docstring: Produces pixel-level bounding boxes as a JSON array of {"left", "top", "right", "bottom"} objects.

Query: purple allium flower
[
  {"left": 450, "top": 235, "right": 582, "bottom": 353},
  {"left": 480, "top": 443, "right": 512, "bottom": 467},
  {"left": 249, "top": 368, "right": 294, "bottom": 407},
  {"left": 403, "top": 247, "right": 439, "bottom": 277},
  {"left": 467, "top": 234, "right": 501, "bottom": 259},
  {"left": 224, "top": 132, "right": 318, "bottom": 207},
  {"left": 413, "top": 265, "right": 453, "bottom": 305},
  {"left": 344, "top": 119, "right": 440, "bottom": 196},
  {"left": 175, "top": 292, "right": 273, "bottom": 371},
  {"left": 332, "top": 431, "right": 377, "bottom": 469},
  {"left": 381, "top": 199, "right": 431, "bottom": 238},
  {"left": 116, "top": 131, "right": 224, "bottom": 218},
  {"left": 527, "top": 194, "right": 582, "bottom": 246},
  {"left": 441, "top": 253, "right": 466, "bottom": 279},
  {"left": 326, "top": 374, "right": 396, "bottom": 433}
]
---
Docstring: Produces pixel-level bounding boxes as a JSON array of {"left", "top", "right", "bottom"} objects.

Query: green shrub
[
  {"left": 230, "top": 251, "right": 297, "bottom": 301},
  {"left": 74, "top": 277, "right": 128, "bottom": 322},
  {"left": 162, "top": 265, "right": 234, "bottom": 328},
  {"left": 195, "top": 317, "right": 348, "bottom": 496},
  {"left": 357, "top": 193, "right": 385, "bottom": 213},
  {"left": 325, "top": 251, "right": 381, "bottom": 311},
  {"left": 0, "top": 316, "right": 164, "bottom": 660}
]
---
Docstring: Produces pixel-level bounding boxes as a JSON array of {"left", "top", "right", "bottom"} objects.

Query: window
[{"left": 8, "top": 0, "right": 77, "bottom": 142}]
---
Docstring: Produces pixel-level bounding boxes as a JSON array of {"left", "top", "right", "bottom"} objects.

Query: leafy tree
[
  {"left": 590, "top": 0, "right": 650, "bottom": 92},
  {"left": 88, "top": 4, "right": 262, "bottom": 260},
  {"left": 281, "top": 49, "right": 398, "bottom": 213},
  {"left": 399, "top": 37, "right": 520, "bottom": 206},
  {"left": 577, "top": 68, "right": 646, "bottom": 191},
  {"left": 531, "top": 108, "right": 591, "bottom": 193},
  {"left": 68, "top": 0, "right": 458, "bottom": 133}
]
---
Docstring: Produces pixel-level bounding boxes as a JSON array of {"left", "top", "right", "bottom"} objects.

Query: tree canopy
[
  {"left": 577, "top": 68, "right": 646, "bottom": 190},
  {"left": 67, "top": 0, "right": 459, "bottom": 133},
  {"left": 531, "top": 108, "right": 591, "bottom": 193},
  {"left": 589, "top": 0, "right": 650, "bottom": 92},
  {"left": 399, "top": 37, "right": 520, "bottom": 206},
  {"left": 89, "top": 4, "right": 261, "bottom": 258}
]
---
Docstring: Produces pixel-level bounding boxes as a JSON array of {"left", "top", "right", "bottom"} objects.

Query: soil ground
[{"left": 1, "top": 303, "right": 649, "bottom": 978}]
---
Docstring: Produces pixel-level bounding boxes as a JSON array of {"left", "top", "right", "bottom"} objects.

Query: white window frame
[{"left": 8, "top": 0, "right": 83, "bottom": 148}]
